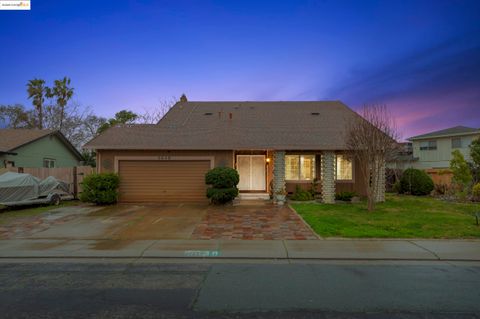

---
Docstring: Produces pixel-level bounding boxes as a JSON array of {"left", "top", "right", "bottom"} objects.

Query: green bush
[
  {"left": 206, "top": 187, "right": 239, "bottom": 204},
  {"left": 399, "top": 168, "right": 434, "bottom": 196},
  {"left": 290, "top": 185, "right": 314, "bottom": 201},
  {"left": 205, "top": 167, "right": 239, "bottom": 204},
  {"left": 205, "top": 167, "right": 239, "bottom": 188},
  {"left": 335, "top": 191, "right": 357, "bottom": 201},
  {"left": 472, "top": 183, "right": 480, "bottom": 201},
  {"left": 80, "top": 173, "right": 120, "bottom": 205},
  {"left": 392, "top": 180, "right": 402, "bottom": 194}
]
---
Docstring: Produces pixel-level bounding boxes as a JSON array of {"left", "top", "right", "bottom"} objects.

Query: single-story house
[
  {"left": 0, "top": 129, "right": 83, "bottom": 168},
  {"left": 85, "top": 100, "right": 382, "bottom": 203}
]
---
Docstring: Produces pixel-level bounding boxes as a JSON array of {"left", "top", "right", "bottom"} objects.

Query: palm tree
[
  {"left": 46, "top": 77, "right": 74, "bottom": 130},
  {"left": 27, "top": 78, "right": 46, "bottom": 129}
]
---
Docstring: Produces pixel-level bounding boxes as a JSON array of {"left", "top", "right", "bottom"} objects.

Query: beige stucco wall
[{"left": 97, "top": 150, "right": 234, "bottom": 173}]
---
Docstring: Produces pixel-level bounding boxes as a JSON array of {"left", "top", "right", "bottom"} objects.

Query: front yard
[{"left": 292, "top": 194, "right": 480, "bottom": 238}]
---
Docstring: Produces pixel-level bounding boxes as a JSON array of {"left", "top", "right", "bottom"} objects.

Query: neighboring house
[
  {"left": 388, "top": 142, "right": 415, "bottom": 171},
  {"left": 0, "top": 129, "right": 83, "bottom": 168},
  {"left": 85, "top": 101, "right": 381, "bottom": 203},
  {"left": 408, "top": 126, "right": 480, "bottom": 170}
]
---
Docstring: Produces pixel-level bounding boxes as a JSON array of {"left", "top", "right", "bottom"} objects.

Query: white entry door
[{"left": 236, "top": 155, "right": 266, "bottom": 191}]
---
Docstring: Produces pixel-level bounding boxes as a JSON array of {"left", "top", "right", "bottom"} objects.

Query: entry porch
[{"left": 233, "top": 150, "right": 376, "bottom": 204}]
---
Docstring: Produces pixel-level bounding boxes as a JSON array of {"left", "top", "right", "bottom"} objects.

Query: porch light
[{"left": 266, "top": 158, "right": 271, "bottom": 163}]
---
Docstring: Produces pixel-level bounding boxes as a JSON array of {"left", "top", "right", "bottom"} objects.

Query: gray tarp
[
  {"left": 0, "top": 172, "right": 69, "bottom": 203},
  {"left": 39, "top": 176, "right": 69, "bottom": 197}
]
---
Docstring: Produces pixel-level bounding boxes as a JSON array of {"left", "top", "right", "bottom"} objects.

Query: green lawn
[
  {"left": 292, "top": 194, "right": 480, "bottom": 238},
  {"left": 0, "top": 201, "right": 80, "bottom": 225}
]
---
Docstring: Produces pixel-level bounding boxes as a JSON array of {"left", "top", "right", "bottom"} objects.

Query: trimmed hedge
[
  {"left": 399, "top": 168, "right": 434, "bottom": 196},
  {"left": 205, "top": 167, "right": 239, "bottom": 204},
  {"left": 206, "top": 187, "right": 239, "bottom": 204},
  {"left": 80, "top": 173, "right": 120, "bottom": 205}
]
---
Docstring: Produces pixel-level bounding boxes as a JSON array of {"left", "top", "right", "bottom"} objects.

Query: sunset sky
[{"left": 0, "top": 0, "right": 479, "bottom": 139}]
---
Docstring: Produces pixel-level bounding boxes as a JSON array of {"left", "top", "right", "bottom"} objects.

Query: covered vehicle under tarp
[
  {"left": 39, "top": 176, "right": 69, "bottom": 197},
  {"left": 0, "top": 172, "right": 70, "bottom": 204},
  {"left": 0, "top": 172, "right": 41, "bottom": 202}
]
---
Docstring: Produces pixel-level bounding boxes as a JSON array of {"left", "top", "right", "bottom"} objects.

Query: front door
[{"left": 236, "top": 155, "right": 266, "bottom": 191}]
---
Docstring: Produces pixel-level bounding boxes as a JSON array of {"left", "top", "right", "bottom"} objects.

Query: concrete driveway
[{"left": 0, "top": 204, "right": 208, "bottom": 241}]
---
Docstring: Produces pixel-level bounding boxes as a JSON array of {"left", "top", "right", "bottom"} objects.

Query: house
[
  {"left": 408, "top": 126, "right": 480, "bottom": 170},
  {"left": 0, "top": 129, "right": 83, "bottom": 168},
  {"left": 84, "top": 101, "right": 381, "bottom": 203}
]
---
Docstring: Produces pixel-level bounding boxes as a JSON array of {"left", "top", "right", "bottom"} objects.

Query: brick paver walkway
[{"left": 191, "top": 203, "right": 318, "bottom": 240}]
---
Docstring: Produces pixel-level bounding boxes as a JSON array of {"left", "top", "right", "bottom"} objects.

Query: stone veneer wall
[
  {"left": 321, "top": 151, "right": 335, "bottom": 203},
  {"left": 374, "top": 159, "right": 386, "bottom": 202},
  {"left": 272, "top": 151, "right": 286, "bottom": 199}
]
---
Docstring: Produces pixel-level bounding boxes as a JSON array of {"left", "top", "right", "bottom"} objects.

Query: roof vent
[
  {"left": 204, "top": 112, "right": 213, "bottom": 116},
  {"left": 311, "top": 112, "right": 320, "bottom": 116}
]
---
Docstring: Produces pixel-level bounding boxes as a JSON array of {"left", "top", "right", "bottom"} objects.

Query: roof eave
[{"left": 408, "top": 130, "right": 480, "bottom": 141}]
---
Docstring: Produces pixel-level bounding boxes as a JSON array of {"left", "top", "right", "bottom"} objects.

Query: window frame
[
  {"left": 335, "top": 154, "right": 354, "bottom": 182},
  {"left": 284, "top": 154, "right": 316, "bottom": 182},
  {"left": 451, "top": 137, "right": 462, "bottom": 149},
  {"left": 43, "top": 158, "right": 56, "bottom": 168},
  {"left": 419, "top": 140, "right": 437, "bottom": 150}
]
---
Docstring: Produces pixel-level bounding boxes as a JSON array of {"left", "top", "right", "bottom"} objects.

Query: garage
[{"left": 118, "top": 160, "right": 211, "bottom": 202}]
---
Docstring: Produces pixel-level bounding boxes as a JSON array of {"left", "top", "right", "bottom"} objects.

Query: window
[
  {"left": 419, "top": 140, "right": 437, "bottom": 150},
  {"left": 43, "top": 158, "right": 56, "bottom": 168},
  {"left": 336, "top": 155, "right": 353, "bottom": 180},
  {"left": 285, "top": 155, "right": 315, "bottom": 180},
  {"left": 451, "top": 137, "right": 462, "bottom": 149}
]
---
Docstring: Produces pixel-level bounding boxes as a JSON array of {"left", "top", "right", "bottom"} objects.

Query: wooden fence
[
  {"left": 2, "top": 166, "right": 94, "bottom": 198},
  {"left": 425, "top": 168, "right": 453, "bottom": 186}
]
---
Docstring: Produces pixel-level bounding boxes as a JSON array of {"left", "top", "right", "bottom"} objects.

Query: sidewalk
[{"left": 1, "top": 238, "right": 479, "bottom": 260}]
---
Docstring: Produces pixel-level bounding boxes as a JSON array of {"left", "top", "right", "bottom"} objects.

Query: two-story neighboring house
[{"left": 408, "top": 126, "right": 480, "bottom": 170}]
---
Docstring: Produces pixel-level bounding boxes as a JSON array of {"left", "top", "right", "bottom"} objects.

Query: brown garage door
[{"left": 118, "top": 160, "right": 211, "bottom": 202}]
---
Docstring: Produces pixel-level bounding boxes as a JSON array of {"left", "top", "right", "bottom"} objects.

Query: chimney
[
  {"left": 229, "top": 113, "right": 232, "bottom": 120},
  {"left": 179, "top": 94, "right": 187, "bottom": 102}
]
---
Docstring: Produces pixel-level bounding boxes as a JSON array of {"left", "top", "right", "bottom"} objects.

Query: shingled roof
[
  {"left": 84, "top": 101, "right": 363, "bottom": 150},
  {"left": 0, "top": 129, "right": 83, "bottom": 159},
  {"left": 408, "top": 126, "right": 480, "bottom": 141}
]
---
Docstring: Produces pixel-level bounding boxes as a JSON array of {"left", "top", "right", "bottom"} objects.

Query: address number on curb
[{"left": 184, "top": 250, "right": 220, "bottom": 257}]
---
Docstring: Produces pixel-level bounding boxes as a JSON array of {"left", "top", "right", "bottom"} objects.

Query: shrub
[
  {"left": 290, "top": 185, "right": 314, "bottom": 201},
  {"left": 205, "top": 167, "right": 239, "bottom": 188},
  {"left": 205, "top": 167, "right": 239, "bottom": 204},
  {"left": 399, "top": 168, "right": 434, "bottom": 196},
  {"left": 80, "top": 173, "right": 120, "bottom": 205},
  {"left": 450, "top": 150, "right": 472, "bottom": 191},
  {"left": 206, "top": 187, "right": 239, "bottom": 204},
  {"left": 392, "top": 180, "right": 401, "bottom": 194},
  {"left": 472, "top": 183, "right": 480, "bottom": 201},
  {"left": 335, "top": 191, "right": 357, "bottom": 201}
]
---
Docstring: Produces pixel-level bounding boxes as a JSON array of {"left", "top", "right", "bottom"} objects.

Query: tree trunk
[
  {"left": 37, "top": 104, "right": 43, "bottom": 129},
  {"left": 59, "top": 105, "right": 64, "bottom": 130}
]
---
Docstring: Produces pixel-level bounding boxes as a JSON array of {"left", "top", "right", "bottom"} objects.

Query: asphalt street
[{"left": 1, "top": 260, "right": 479, "bottom": 318}]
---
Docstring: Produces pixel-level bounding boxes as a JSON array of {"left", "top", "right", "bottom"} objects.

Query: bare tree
[
  {"left": 0, "top": 104, "right": 36, "bottom": 128},
  {"left": 346, "top": 105, "right": 399, "bottom": 211},
  {"left": 138, "top": 97, "right": 176, "bottom": 124}
]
